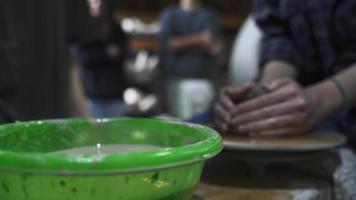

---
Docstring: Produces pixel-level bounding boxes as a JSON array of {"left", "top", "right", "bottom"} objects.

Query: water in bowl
[{"left": 51, "top": 144, "right": 163, "bottom": 157}]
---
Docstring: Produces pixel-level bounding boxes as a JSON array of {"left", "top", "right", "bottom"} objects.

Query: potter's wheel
[
  {"left": 222, "top": 131, "right": 346, "bottom": 163},
  {"left": 193, "top": 131, "right": 346, "bottom": 200},
  {"left": 223, "top": 131, "right": 346, "bottom": 152}
]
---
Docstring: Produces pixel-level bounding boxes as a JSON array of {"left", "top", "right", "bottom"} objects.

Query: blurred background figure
[
  {"left": 72, "top": 0, "right": 129, "bottom": 118},
  {"left": 0, "top": 0, "right": 93, "bottom": 124},
  {"left": 159, "top": 0, "right": 224, "bottom": 122},
  {"left": 0, "top": 0, "right": 250, "bottom": 122}
]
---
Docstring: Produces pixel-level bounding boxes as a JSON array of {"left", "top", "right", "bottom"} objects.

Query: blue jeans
[{"left": 87, "top": 98, "right": 125, "bottom": 118}]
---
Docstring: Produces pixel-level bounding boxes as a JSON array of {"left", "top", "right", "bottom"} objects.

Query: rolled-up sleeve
[{"left": 253, "top": 0, "right": 303, "bottom": 69}]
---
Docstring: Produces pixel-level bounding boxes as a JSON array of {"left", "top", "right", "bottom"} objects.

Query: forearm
[
  {"left": 305, "top": 63, "right": 356, "bottom": 120},
  {"left": 305, "top": 80, "right": 342, "bottom": 121},
  {"left": 259, "top": 60, "right": 298, "bottom": 84},
  {"left": 334, "top": 63, "right": 356, "bottom": 105},
  {"left": 169, "top": 35, "right": 205, "bottom": 52}
]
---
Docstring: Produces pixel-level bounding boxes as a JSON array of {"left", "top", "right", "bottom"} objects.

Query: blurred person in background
[
  {"left": 159, "top": 0, "right": 224, "bottom": 121},
  {"left": 215, "top": 1, "right": 356, "bottom": 198},
  {"left": 71, "top": 0, "right": 129, "bottom": 118},
  {"left": 0, "top": 0, "right": 93, "bottom": 124}
]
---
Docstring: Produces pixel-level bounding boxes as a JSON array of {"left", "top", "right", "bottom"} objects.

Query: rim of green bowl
[{"left": 0, "top": 118, "right": 222, "bottom": 175}]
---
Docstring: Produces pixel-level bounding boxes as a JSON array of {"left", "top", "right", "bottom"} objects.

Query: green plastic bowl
[{"left": 0, "top": 118, "right": 222, "bottom": 200}]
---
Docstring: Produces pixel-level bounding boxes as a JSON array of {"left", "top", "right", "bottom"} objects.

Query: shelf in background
[{"left": 115, "top": 12, "right": 246, "bottom": 30}]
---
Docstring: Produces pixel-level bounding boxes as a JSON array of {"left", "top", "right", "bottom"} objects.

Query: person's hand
[
  {"left": 231, "top": 78, "right": 319, "bottom": 137},
  {"left": 214, "top": 82, "right": 263, "bottom": 133},
  {"left": 200, "top": 31, "right": 216, "bottom": 49},
  {"left": 200, "top": 31, "right": 224, "bottom": 62}
]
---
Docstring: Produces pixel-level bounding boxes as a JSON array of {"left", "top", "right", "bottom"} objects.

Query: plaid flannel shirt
[{"left": 253, "top": 0, "right": 356, "bottom": 85}]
